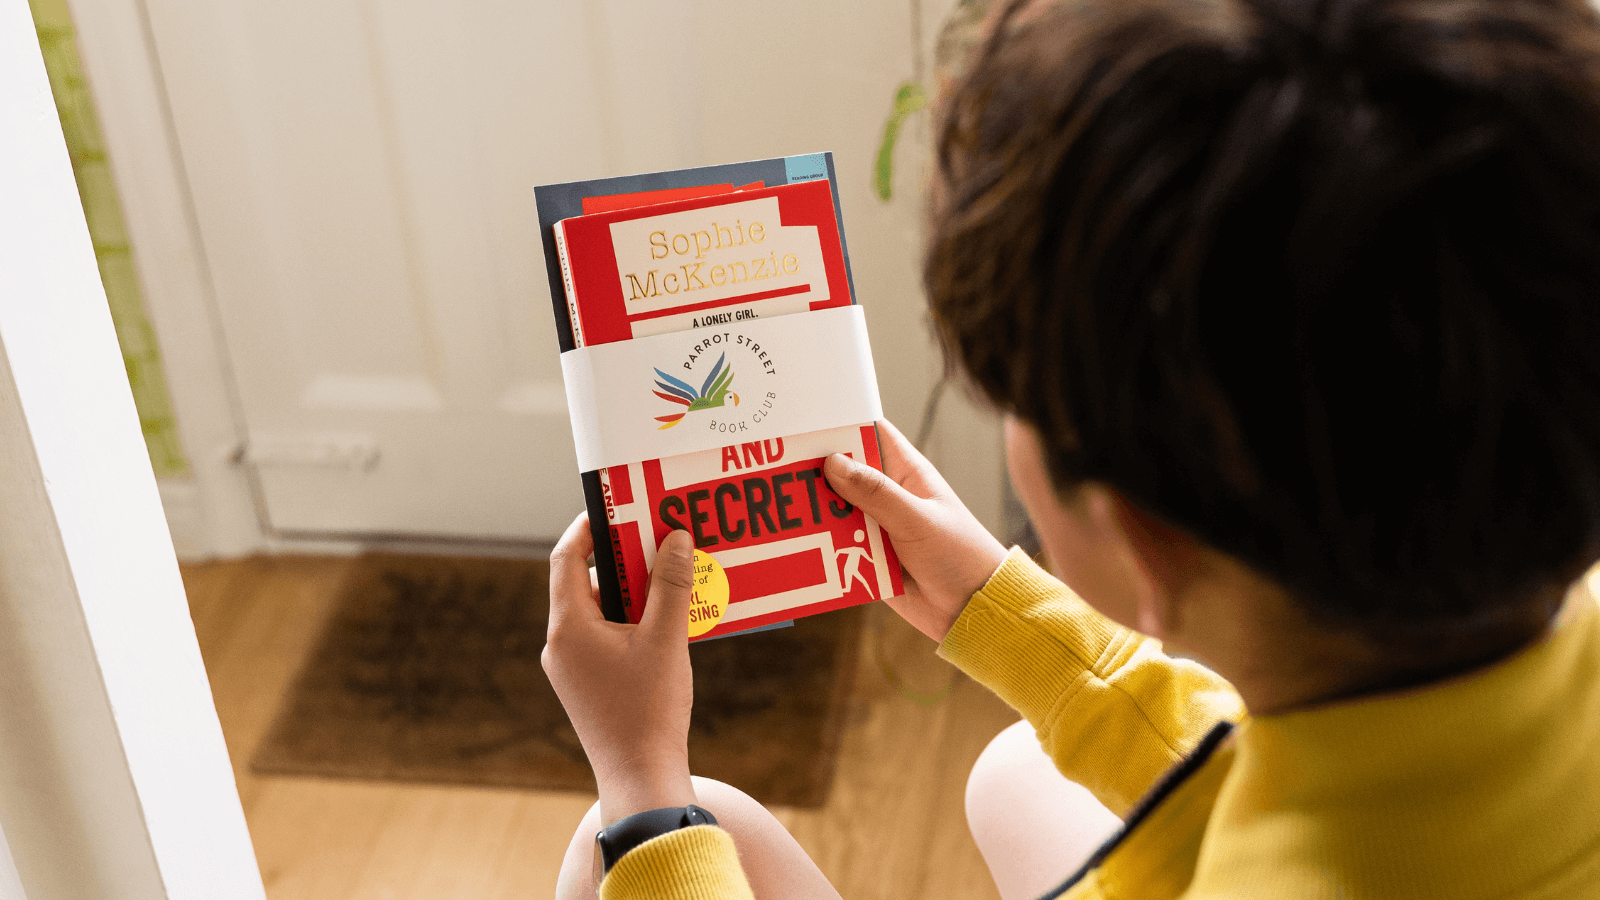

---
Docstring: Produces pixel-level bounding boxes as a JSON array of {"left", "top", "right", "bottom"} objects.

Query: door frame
[{"left": 0, "top": 0, "right": 265, "bottom": 894}]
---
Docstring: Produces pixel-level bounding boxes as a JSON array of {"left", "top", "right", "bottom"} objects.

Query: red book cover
[{"left": 553, "top": 178, "right": 902, "bottom": 640}]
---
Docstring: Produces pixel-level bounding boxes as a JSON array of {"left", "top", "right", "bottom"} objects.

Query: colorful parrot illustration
[{"left": 653, "top": 352, "right": 738, "bottom": 429}]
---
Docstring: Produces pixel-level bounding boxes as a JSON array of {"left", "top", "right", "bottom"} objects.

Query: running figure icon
[{"left": 834, "top": 529, "right": 878, "bottom": 599}]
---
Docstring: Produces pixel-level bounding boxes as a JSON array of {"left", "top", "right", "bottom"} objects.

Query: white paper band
[{"left": 561, "top": 305, "right": 883, "bottom": 471}]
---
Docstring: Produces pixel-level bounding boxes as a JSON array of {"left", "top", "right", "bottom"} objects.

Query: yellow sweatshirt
[{"left": 600, "top": 550, "right": 1600, "bottom": 900}]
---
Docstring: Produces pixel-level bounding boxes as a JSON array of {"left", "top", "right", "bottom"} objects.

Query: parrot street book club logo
[{"left": 652, "top": 330, "right": 777, "bottom": 431}]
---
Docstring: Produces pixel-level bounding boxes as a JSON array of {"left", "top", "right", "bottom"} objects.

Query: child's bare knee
[
  {"left": 966, "top": 720, "right": 1039, "bottom": 839},
  {"left": 689, "top": 776, "right": 774, "bottom": 836},
  {"left": 577, "top": 798, "right": 603, "bottom": 833}
]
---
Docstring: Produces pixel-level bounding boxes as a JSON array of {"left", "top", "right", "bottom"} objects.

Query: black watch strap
[{"left": 597, "top": 804, "right": 718, "bottom": 874}]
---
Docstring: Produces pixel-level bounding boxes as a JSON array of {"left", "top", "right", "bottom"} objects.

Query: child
[{"left": 543, "top": 0, "right": 1600, "bottom": 897}]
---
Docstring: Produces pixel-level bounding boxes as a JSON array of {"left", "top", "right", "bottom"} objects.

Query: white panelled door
[{"left": 140, "top": 0, "right": 936, "bottom": 541}]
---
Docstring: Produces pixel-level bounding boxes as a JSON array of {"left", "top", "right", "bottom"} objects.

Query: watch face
[{"left": 593, "top": 830, "right": 607, "bottom": 886}]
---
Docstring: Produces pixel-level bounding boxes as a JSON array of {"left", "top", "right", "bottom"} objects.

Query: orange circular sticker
[{"left": 687, "top": 549, "right": 730, "bottom": 638}]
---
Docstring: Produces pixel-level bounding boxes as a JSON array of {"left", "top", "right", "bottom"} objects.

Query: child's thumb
[{"left": 642, "top": 529, "right": 697, "bottom": 637}]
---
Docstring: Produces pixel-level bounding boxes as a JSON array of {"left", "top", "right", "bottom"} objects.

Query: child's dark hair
[{"left": 929, "top": 0, "right": 1600, "bottom": 656}]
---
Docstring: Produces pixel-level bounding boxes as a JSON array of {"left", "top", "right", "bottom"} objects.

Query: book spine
[
  {"left": 554, "top": 222, "right": 586, "bottom": 348},
  {"left": 553, "top": 220, "right": 628, "bottom": 623}
]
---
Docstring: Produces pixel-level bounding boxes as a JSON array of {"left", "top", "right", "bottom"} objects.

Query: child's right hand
[{"left": 824, "top": 419, "right": 1010, "bottom": 642}]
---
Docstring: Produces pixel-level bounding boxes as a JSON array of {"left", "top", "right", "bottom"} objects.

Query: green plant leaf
[{"left": 874, "top": 81, "right": 928, "bottom": 202}]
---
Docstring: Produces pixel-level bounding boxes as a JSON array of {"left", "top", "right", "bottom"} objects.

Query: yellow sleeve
[
  {"left": 939, "top": 548, "right": 1245, "bottom": 816},
  {"left": 599, "top": 826, "right": 754, "bottom": 900}
]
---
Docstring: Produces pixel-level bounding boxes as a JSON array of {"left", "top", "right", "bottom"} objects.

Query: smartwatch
[{"left": 594, "top": 804, "right": 718, "bottom": 879}]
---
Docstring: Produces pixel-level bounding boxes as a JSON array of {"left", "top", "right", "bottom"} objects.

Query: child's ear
[{"left": 1092, "top": 489, "right": 1200, "bottom": 641}]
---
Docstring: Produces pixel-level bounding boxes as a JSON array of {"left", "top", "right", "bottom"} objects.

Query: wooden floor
[{"left": 182, "top": 555, "right": 1019, "bottom": 900}]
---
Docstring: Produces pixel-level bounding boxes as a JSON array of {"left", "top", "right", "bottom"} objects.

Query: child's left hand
[{"left": 544, "top": 514, "right": 699, "bottom": 824}]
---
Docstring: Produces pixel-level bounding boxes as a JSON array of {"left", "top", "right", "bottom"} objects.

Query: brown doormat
[{"left": 251, "top": 553, "right": 863, "bottom": 807}]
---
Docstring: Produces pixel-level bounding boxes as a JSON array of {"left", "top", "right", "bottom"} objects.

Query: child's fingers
[
  {"left": 825, "top": 451, "right": 934, "bottom": 539},
  {"left": 875, "top": 418, "right": 953, "bottom": 494},
  {"left": 641, "top": 529, "right": 697, "bottom": 637},
  {"left": 548, "top": 513, "right": 604, "bottom": 626}
]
